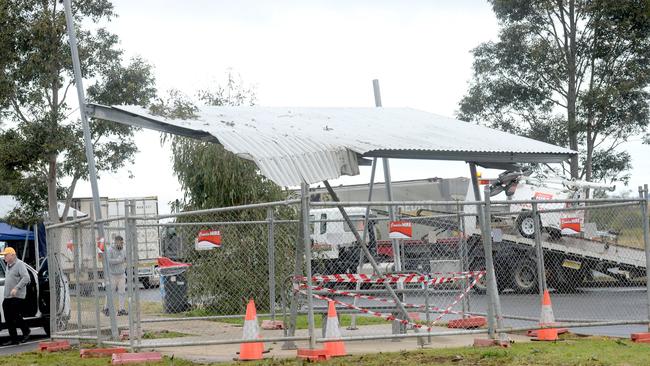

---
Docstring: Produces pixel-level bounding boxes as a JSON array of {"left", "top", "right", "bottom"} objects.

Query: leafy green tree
[
  {"left": 459, "top": 0, "right": 650, "bottom": 185},
  {"left": 0, "top": 0, "right": 156, "bottom": 223},
  {"left": 150, "top": 75, "right": 294, "bottom": 314}
]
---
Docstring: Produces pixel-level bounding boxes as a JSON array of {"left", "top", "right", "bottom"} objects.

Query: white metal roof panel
[{"left": 90, "top": 105, "right": 576, "bottom": 187}]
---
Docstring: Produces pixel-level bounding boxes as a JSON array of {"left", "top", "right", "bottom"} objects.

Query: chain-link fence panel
[
  {"left": 44, "top": 192, "right": 649, "bottom": 350},
  {"left": 302, "top": 201, "right": 488, "bottom": 342},
  {"left": 485, "top": 196, "right": 649, "bottom": 331}
]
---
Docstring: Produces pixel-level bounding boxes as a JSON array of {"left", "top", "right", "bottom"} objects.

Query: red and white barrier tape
[
  {"left": 300, "top": 285, "right": 462, "bottom": 314},
  {"left": 295, "top": 271, "right": 484, "bottom": 285},
  {"left": 302, "top": 284, "right": 465, "bottom": 315},
  {"left": 299, "top": 272, "right": 484, "bottom": 330}
]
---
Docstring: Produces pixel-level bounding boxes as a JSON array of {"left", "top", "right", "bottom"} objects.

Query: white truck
[
  {"left": 65, "top": 196, "right": 161, "bottom": 288},
  {"left": 308, "top": 175, "right": 647, "bottom": 293}
]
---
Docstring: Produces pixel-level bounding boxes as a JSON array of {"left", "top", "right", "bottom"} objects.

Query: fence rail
[{"left": 46, "top": 189, "right": 650, "bottom": 350}]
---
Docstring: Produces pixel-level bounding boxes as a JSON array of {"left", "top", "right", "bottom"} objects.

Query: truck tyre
[
  {"left": 516, "top": 213, "right": 536, "bottom": 238},
  {"left": 548, "top": 228, "right": 562, "bottom": 241},
  {"left": 554, "top": 268, "right": 585, "bottom": 293},
  {"left": 141, "top": 277, "right": 152, "bottom": 289},
  {"left": 511, "top": 257, "right": 538, "bottom": 293}
]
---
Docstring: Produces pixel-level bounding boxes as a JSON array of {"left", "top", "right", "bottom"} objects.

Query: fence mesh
[{"left": 45, "top": 194, "right": 649, "bottom": 349}]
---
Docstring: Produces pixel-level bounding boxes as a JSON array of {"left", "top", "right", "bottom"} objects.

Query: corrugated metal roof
[{"left": 89, "top": 105, "right": 576, "bottom": 187}]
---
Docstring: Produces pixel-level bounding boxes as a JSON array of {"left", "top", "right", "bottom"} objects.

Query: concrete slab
[{"left": 136, "top": 319, "right": 530, "bottom": 364}]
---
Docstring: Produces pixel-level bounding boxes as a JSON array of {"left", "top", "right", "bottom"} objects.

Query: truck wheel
[
  {"left": 141, "top": 277, "right": 152, "bottom": 289},
  {"left": 548, "top": 228, "right": 562, "bottom": 241},
  {"left": 512, "top": 258, "right": 538, "bottom": 293},
  {"left": 516, "top": 213, "right": 536, "bottom": 239},
  {"left": 554, "top": 268, "right": 585, "bottom": 293}
]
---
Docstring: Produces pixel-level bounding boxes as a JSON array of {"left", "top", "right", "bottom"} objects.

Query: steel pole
[
  {"left": 46, "top": 227, "right": 57, "bottom": 339},
  {"left": 373, "top": 79, "right": 407, "bottom": 338},
  {"left": 129, "top": 202, "right": 142, "bottom": 348},
  {"left": 282, "top": 198, "right": 304, "bottom": 350},
  {"left": 640, "top": 185, "right": 650, "bottom": 332},
  {"left": 532, "top": 199, "right": 547, "bottom": 296},
  {"left": 301, "top": 183, "right": 317, "bottom": 349},
  {"left": 322, "top": 181, "right": 415, "bottom": 339},
  {"left": 482, "top": 185, "right": 507, "bottom": 343},
  {"left": 73, "top": 217, "right": 82, "bottom": 340},
  {"left": 372, "top": 79, "right": 402, "bottom": 273},
  {"left": 468, "top": 163, "right": 495, "bottom": 335},
  {"left": 267, "top": 208, "right": 277, "bottom": 321},
  {"left": 90, "top": 224, "right": 101, "bottom": 343},
  {"left": 62, "top": 0, "right": 117, "bottom": 339},
  {"left": 125, "top": 202, "right": 135, "bottom": 349},
  {"left": 350, "top": 157, "right": 378, "bottom": 330}
]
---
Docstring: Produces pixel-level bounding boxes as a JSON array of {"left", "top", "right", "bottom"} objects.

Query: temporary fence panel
[{"left": 45, "top": 192, "right": 650, "bottom": 349}]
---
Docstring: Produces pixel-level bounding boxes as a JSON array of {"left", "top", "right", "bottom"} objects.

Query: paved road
[
  {"left": 2, "top": 284, "right": 643, "bottom": 354},
  {"left": 0, "top": 328, "right": 48, "bottom": 356},
  {"left": 309, "top": 285, "right": 648, "bottom": 338}
]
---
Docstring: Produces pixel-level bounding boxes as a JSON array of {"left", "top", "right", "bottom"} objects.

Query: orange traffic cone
[
  {"left": 536, "top": 289, "right": 558, "bottom": 341},
  {"left": 323, "top": 300, "right": 347, "bottom": 357},
  {"left": 239, "top": 299, "right": 264, "bottom": 360}
]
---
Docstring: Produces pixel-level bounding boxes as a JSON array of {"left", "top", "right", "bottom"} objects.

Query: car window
[{"left": 0, "top": 260, "right": 5, "bottom": 279}]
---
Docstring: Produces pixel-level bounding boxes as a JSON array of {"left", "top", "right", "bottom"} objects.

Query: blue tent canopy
[{"left": 0, "top": 222, "right": 34, "bottom": 241}]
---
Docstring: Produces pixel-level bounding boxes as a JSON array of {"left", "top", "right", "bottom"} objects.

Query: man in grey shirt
[
  {"left": 1, "top": 246, "right": 31, "bottom": 345},
  {"left": 103, "top": 235, "right": 128, "bottom": 316}
]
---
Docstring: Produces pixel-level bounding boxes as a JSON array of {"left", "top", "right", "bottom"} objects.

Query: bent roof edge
[{"left": 87, "top": 104, "right": 576, "bottom": 186}]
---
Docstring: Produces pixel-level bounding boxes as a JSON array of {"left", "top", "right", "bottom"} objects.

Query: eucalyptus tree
[
  {"left": 459, "top": 0, "right": 650, "bottom": 184},
  {"left": 0, "top": 0, "right": 156, "bottom": 222}
]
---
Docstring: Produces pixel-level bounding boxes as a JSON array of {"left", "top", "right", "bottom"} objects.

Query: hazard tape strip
[
  {"left": 295, "top": 271, "right": 484, "bottom": 285},
  {"left": 299, "top": 290, "right": 430, "bottom": 331},
  {"left": 299, "top": 272, "right": 484, "bottom": 330},
  {"left": 301, "top": 271, "right": 484, "bottom": 317},
  {"left": 302, "top": 284, "right": 464, "bottom": 315},
  {"left": 429, "top": 272, "right": 483, "bottom": 324}
]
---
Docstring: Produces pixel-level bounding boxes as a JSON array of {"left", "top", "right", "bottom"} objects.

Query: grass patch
[
  {"left": 140, "top": 301, "right": 163, "bottom": 315},
  {"left": 221, "top": 335, "right": 650, "bottom": 365},
  {"left": 1, "top": 336, "right": 650, "bottom": 365},
  {"left": 142, "top": 330, "right": 191, "bottom": 339},
  {"left": 217, "top": 314, "right": 389, "bottom": 329},
  {"left": 0, "top": 348, "right": 195, "bottom": 366}
]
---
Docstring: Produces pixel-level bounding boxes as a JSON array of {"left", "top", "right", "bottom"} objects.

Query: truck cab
[{"left": 309, "top": 207, "right": 376, "bottom": 275}]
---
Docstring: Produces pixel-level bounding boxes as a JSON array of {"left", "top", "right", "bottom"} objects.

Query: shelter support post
[
  {"left": 282, "top": 198, "right": 304, "bottom": 350},
  {"left": 373, "top": 79, "right": 407, "bottom": 338},
  {"left": 350, "top": 157, "right": 378, "bottom": 330},
  {"left": 63, "top": 0, "right": 117, "bottom": 339},
  {"left": 481, "top": 185, "right": 507, "bottom": 343},
  {"left": 323, "top": 181, "right": 417, "bottom": 342},
  {"left": 468, "top": 163, "right": 495, "bottom": 336}
]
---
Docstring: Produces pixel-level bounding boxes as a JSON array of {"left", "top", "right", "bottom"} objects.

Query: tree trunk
[
  {"left": 47, "top": 154, "right": 60, "bottom": 223},
  {"left": 567, "top": 0, "right": 580, "bottom": 179},
  {"left": 584, "top": 128, "right": 594, "bottom": 199}
]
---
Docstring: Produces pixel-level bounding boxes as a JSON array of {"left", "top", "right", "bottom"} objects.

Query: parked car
[{"left": 0, "top": 256, "right": 70, "bottom": 336}]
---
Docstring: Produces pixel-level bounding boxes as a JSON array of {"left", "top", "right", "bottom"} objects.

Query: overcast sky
[{"left": 72, "top": 0, "right": 649, "bottom": 214}]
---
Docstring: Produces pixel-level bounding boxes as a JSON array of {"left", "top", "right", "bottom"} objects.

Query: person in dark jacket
[{"left": 1, "top": 247, "right": 31, "bottom": 345}]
